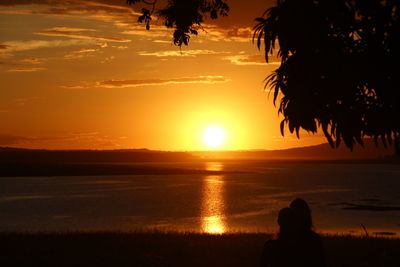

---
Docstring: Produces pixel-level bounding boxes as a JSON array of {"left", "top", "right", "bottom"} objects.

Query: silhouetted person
[
  {"left": 260, "top": 199, "right": 325, "bottom": 267},
  {"left": 290, "top": 198, "right": 313, "bottom": 234}
]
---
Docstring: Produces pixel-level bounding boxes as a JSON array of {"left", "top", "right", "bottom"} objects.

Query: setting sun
[{"left": 203, "top": 126, "right": 225, "bottom": 148}]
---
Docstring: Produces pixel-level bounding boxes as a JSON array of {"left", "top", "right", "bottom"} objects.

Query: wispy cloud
[
  {"left": 0, "top": 44, "right": 11, "bottom": 49},
  {"left": 152, "top": 40, "right": 170, "bottom": 44},
  {"left": 46, "top": 27, "right": 96, "bottom": 32},
  {"left": 59, "top": 85, "right": 88, "bottom": 89},
  {"left": 138, "top": 49, "right": 228, "bottom": 57},
  {"left": 120, "top": 21, "right": 253, "bottom": 43},
  {"left": 0, "top": 1, "right": 256, "bottom": 44},
  {"left": 224, "top": 27, "right": 253, "bottom": 41},
  {"left": 100, "top": 56, "right": 115, "bottom": 63},
  {"left": 36, "top": 27, "right": 131, "bottom": 43},
  {"left": 62, "top": 75, "right": 230, "bottom": 89},
  {"left": 112, "top": 45, "right": 128, "bottom": 50},
  {"left": 225, "top": 54, "right": 280, "bottom": 66},
  {"left": 64, "top": 48, "right": 98, "bottom": 59},
  {"left": 0, "top": 132, "right": 121, "bottom": 149},
  {"left": 117, "top": 18, "right": 171, "bottom": 39},
  {"left": 198, "top": 25, "right": 253, "bottom": 43},
  {"left": 0, "top": 1, "right": 140, "bottom": 17},
  {"left": 7, "top": 67, "right": 47, "bottom": 72},
  {"left": 1, "top": 39, "right": 97, "bottom": 52},
  {"left": 97, "top": 76, "right": 230, "bottom": 88},
  {"left": 0, "top": 57, "right": 47, "bottom": 72},
  {"left": 0, "top": 133, "right": 64, "bottom": 146},
  {"left": 0, "top": 134, "right": 32, "bottom": 146},
  {"left": 121, "top": 28, "right": 168, "bottom": 38},
  {"left": 18, "top": 58, "right": 44, "bottom": 64}
]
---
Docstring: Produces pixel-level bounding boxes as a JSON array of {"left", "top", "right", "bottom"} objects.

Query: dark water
[{"left": 1, "top": 161, "right": 399, "bottom": 236}]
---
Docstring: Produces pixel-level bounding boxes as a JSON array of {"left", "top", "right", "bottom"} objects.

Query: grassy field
[{"left": 1, "top": 232, "right": 399, "bottom": 267}]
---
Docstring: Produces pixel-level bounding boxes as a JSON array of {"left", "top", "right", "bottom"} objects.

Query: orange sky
[{"left": 0, "top": 0, "right": 327, "bottom": 150}]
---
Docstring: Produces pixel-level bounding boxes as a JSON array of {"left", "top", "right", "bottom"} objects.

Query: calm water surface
[{"left": 1, "top": 161, "right": 400, "bottom": 236}]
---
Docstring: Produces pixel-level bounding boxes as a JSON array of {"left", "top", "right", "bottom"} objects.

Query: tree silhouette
[
  {"left": 127, "top": 0, "right": 229, "bottom": 46},
  {"left": 127, "top": 0, "right": 400, "bottom": 155},
  {"left": 254, "top": 0, "right": 400, "bottom": 154}
]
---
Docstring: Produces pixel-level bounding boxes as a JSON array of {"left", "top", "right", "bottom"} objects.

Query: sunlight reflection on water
[{"left": 201, "top": 162, "right": 226, "bottom": 234}]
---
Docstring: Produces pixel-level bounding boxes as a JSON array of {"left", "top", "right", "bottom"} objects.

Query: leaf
[
  {"left": 323, "top": 125, "right": 335, "bottom": 148},
  {"left": 280, "top": 120, "right": 285, "bottom": 136}
]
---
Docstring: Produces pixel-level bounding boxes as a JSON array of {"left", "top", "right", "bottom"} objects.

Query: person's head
[
  {"left": 277, "top": 207, "right": 295, "bottom": 237},
  {"left": 289, "top": 198, "right": 312, "bottom": 231}
]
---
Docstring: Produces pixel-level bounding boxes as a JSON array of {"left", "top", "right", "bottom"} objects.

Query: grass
[{"left": 1, "top": 231, "right": 399, "bottom": 267}]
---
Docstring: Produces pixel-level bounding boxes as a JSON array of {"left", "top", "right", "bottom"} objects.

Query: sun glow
[{"left": 203, "top": 126, "right": 225, "bottom": 148}]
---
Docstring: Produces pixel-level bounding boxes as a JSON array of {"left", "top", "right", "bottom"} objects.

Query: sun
[{"left": 203, "top": 126, "right": 225, "bottom": 148}]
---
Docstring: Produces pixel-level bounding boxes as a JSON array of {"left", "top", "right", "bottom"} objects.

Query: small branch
[{"left": 142, "top": 0, "right": 157, "bottom": 15}]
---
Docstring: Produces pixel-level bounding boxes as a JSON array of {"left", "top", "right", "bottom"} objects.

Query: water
[{"left": 1, "top": 161, "right": 399, "bottom": 236}]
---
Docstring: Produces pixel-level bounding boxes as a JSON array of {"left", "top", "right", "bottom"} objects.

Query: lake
[{"left": 1, "top": 161, "right": 399, "bottom": 236}]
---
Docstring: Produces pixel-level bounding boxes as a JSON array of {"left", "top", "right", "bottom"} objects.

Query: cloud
[
  {"left": 64, "top": 48, "right": 98, "bottom": 59},
  {"left": 225, "top": 27, "right": 253, "bottom": 39},
  {"left": 36, "top": 27, "right": 131, "bottom": 43},
  {"left": 121, "top": 28, "right": 168, "bottom": 38},
  {"left": 0, "top": 44, "right": 11, "bottom": 49},
  {"left": 0, "top": 1, "right": 258, "bottom": 44},
  {"left": 59, "top": 85, "right": 88, "bottom": 89},
  {"left": 0, "top": 134, "right": 32, "bottom": 146},
  {"left": 218, "top": 26, "right": 253, "bottom": 42},
  {"left": 0, "top": 131, "right": 122, "bottom": 149},
  {"left": 18, "top": 58, "right": 44, "bottom": 64},
  {"left": 2, "top": 39, "right": 97, "bottom": 52},
  {"left": 0, "top": 133, "right": 60, "bottom": 145},
  {"left": 121, "top": 24, "right": 252, "bottom": 43},
  {"left": 0, "top": 0, "right": 140, "bottom": 17},
  {"left": 97, "top": 42, "right": 108, "bottom": 48},
  {"left": 100, "top": 55, "right": 115, "bottom": 63},
  {"left": 76, "top": 48, "right": 98, "bottom": 53},
  {"left": 0, "top": 57, "right": 47, "bottom": 72},
  {"left": 7, "top": 67, "right": 47, "bottom": 72},
  {"left": 62, "top": 75, "right": 230, "bottom": 89},
  {"left": 97, "top": 76, "right": 230, "bottom": 88},
  {"left": 196, "top": 25, "right": 253, "bottom": 43},
  {"left": 138, "top": 49, "right": 228, "bottom": 57},
  {"left": 119, "top": 22, "right": 171, "bottom": 39},
  {"left": 0, "top": 0, "right": 272, "bottom": 45},
  {"left": 0, "top": 57, "right": 46, "bottom": 71},
  {"left": 0, "top": 0, "right": 60, "bottom": 6},
  {"left": 225, "top": 54, "right": 280, "bottom": 66},
  {"left": 152, "top": 40, "right": 170, "bottom": 44},
  {"left": 47, "top": 27, "right": 96, "bottom": 32},
  {"left": 112, "top": 45, "right": 128, "bottom": 50}
]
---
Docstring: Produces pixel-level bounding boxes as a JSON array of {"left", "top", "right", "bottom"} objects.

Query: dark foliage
[
  {"left": 127, "top": 0, "right": 229, "bottom": 46},
  {"left": 254, "top": 0, "right": 400, "bottom": 153}
]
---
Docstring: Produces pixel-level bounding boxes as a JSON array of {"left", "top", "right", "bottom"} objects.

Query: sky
[{"left": 0, "top": 0, "right": 327, "bottom": 151}]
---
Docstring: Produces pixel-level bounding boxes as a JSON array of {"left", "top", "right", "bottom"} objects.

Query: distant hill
[
  {"left": 0, "top": 139, "right": 396, "bottom": 164},
  {"left": 193, "top": 140, "right": 396, "bottom": 160},
  {"left": 0, "top": 148, "right": 197, "bottom": 163}
]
